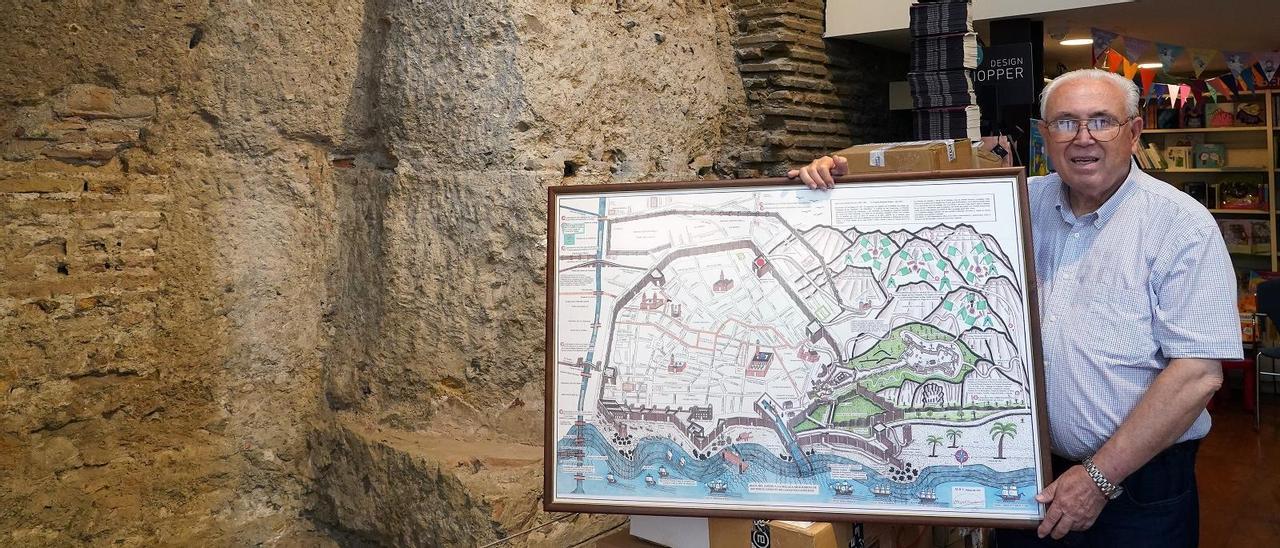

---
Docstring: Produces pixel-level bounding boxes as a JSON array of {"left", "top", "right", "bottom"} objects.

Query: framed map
[{"left": 544, "top": 169, "right": 1049, "bottom": 527}]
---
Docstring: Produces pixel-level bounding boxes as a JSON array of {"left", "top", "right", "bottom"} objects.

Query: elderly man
[{"left": 792, "top": 69, "right": 1240, "bottom": 546}]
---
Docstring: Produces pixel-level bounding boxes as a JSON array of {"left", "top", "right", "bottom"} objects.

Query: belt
[{"left": 1051, "top": 438, "right": 1200, "bottom": 472}]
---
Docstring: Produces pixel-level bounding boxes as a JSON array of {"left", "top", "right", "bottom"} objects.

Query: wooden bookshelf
[
  {"left": 1150, "top": 167, "right": 1269, "bottom": 173},
  {"left": 1140, "top": 90, "right": 1278, "bottom": 270},
  {"left": 1144, "top": 127, "right": 1268, "bottom": 134},
  {"left": 1210, "top": 209, "right": 1270, "bottom": 215}
]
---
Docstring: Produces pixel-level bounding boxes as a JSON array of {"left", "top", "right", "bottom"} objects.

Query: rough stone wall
[
  {"left": 2, "top": 1, "right": 363, "bottom": 544},
  {"left": 2, "top": 1, "right": 906, "bottom": 546}
]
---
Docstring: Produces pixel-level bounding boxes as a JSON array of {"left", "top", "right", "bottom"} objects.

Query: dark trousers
[{"left": 995, "top": 440, "right": 1201, "bottom": 548}]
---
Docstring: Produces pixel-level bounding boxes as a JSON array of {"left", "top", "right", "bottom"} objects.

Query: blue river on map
[{"left": 556, "top": 424, "right": 1039, "bottom": 515}]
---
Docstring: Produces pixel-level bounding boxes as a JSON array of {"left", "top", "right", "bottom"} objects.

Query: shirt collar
[{"left": 1052, "top": 161, "right": 1139, "bottom": 228}]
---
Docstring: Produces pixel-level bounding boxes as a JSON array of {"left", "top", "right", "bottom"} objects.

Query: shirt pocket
[{"left": 1077, "top": 281, "right": 1155, "bottom": 368}]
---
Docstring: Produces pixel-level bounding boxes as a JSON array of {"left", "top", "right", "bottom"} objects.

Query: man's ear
[{"left": 1129, "top": 116, "right": 1144, "bottom": 152}]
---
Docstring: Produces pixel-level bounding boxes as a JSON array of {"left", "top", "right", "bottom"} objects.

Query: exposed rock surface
[{"left": 1, "top": 0, "right": 904, "bottom": 545}]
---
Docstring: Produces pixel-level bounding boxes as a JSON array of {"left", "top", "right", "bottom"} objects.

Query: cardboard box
[
  {"left": 630, "top": 517, "right": 855, "bottom": 548},
  {"left": 834, "top": 140, "right": 993, "bottom": 174}
]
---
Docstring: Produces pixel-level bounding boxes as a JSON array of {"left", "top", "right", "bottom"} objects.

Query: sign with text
[{"left": 976, "top": 43, "right": 1035, "bottom": 104}]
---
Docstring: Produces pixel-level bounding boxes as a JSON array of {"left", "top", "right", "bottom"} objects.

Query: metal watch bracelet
[{"left": 1082, "top": 456, "right": 1124, "bottom": 500}]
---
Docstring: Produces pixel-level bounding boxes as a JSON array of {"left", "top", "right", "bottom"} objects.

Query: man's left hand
[{"left": 1035, "top": 465, "right": 1109, "bottom": 539}]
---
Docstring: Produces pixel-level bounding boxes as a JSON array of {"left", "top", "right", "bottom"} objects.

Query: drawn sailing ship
[
  {"left": 708, "top": 480, "right": 728, "bottom": 494},
  {"left": 1000, "top": 485, "right": 1021, "bottom": 501},
  {"left": 832, "top": 481, "right": 854, "bottom": 496},
  {"left": 871, "top": 485, "right": 892, "bottom": 497}
]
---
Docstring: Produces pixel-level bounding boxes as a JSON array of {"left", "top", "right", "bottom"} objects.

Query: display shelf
[
  {"left": 1150, "top": 167, "right": 1270, "bottom": 173},
  {"left": 1144, "top": 127, "right": 1268, "bottom": 134},
  {"left": 1210, "top": 209, "right": 1270, "bottom": 215}
]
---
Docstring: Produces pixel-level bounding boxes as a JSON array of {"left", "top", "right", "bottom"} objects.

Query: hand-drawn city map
[{"left": 547, "top": 175, "right": 1046, "bottom": 523}]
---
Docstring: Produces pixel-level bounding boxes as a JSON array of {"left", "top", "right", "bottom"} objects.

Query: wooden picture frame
[{"left": 544, "top": 168, "right": 1049, "bottom": 528}]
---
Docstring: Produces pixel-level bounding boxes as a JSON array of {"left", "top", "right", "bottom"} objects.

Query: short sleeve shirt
[{"left": 1029, "top": 162, "right": 1242, "bottom": 460}]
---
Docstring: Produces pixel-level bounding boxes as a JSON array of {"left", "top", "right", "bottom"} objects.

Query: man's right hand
[{"left": 787, "top": 155, "right": 848, "bottom": 190}]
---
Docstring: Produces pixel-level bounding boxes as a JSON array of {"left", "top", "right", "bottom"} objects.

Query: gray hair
[{"left": 1039, "top": 69, "right": 1140, "bottom": 119}]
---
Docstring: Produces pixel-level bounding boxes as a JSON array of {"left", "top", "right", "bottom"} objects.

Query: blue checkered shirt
[{"left": 1030, "top": 162, "right": 1242, "bottom": 460}]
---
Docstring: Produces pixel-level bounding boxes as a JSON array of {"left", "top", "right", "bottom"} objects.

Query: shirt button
[{"left": 1071, "top": 233, "right": 1080, "bottom": 239}]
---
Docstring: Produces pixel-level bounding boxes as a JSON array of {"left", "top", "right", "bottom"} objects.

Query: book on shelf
[
  {"left": 1206, "top": 102, "right": 1236, "bottom": 128},
  {"left": 1144, "top": 142, "right": 1168, "bottom": 170},
  {"left": 1236, "top": 101, "right": 1266, "bottom": 126},
  {"left": 1183, "top": 181, "right": 1210, "bottom": 207},
  {"left": 1252, "top": 220, "right": 1271, "bottom": 255},
  {"left": 1164, "top": 146, "right": 1192, "bottom": 169},
  {"left": 1182, "top": 101, "right": 1205, "bottom": 128},
  {"left": 1219, "top": 219, "right": 1252, "bottom": 254},
  {"left": 909, "top": 33, "right": 979, "bottom": 71},
  {"left": 908, "top": 1, "right": 973, "bottom": 37},
  {"left": 1192, "top": 143, "right": 1227, "bottom": 168}
]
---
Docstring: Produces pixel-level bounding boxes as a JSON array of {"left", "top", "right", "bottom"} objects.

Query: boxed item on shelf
[
  {"left": 1252, "top": 220, "right": 1271, "bottom": 255},
  {"left": 1219, "top": 219, "right": 1252, "bottom": 253},
  {"left": 1183, "top": 181, "right": 1210, "bottom": 207},
  {"left": 1237, "top": 101, "right": 1266, "bottom": 126},
  {"left": 1206, "top": 102, "right": 1237, "bottom": 127},
  {"left": 1218, "top": 176, "right": 1268, "bottom": 210},
  {"left": 1193, "top": 143, "right": 1227, "bottom": 168},
  {"left": 1164, "top": 146, "right": 1193, "bottom": 169}
]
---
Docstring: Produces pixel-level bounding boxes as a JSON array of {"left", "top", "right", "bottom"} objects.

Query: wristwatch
[{"left": 1082, "top": 456, "right": 1124, "bottom": 500}]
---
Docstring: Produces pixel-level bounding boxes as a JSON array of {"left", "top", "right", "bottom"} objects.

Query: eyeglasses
[{"left": 1037, "top": 116, "right": 1135, "bottom": 143}]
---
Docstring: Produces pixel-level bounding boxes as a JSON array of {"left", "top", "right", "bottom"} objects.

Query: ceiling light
[
  {"left": 1137, "top": 62, "right": 1163, "bottom": 69},
  {"left": 1060, "top": 38, "right": 1094, "bottom": 46}
]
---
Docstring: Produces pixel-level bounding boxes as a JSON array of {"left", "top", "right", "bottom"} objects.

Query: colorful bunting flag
[
  {"left": 1123, "top": 36, "right": 1153, "bottom": 62},
  {"left": 1092, "top": 28, "right": 1120, "bottom": 65},
  {"left": 1218, "top": 74, "right": 1241, "bottom": 97},
  {"left": 1188, "top": 48, "right": 1218, "bottom": 78},
  {"left": 1178, "top": 84, "right": 1192, "bottom": 107},
  {"left": 1122, "top": 58, "right": 1139, "bottom": 80},
  {"left": 1138, "top": 68, "right": 1157, "bottom": 98},
  {"left": 1258, "top": 52, "right": 1280, "bottom": 83},
  {"left": 1224, "top": 51, "right": 1254, "bottom": 77},
  {"left": 1189, "top": 80, "right": 1208, "bottom": 104},
  {"left": 1105, "top": 49, "right": 1125, "bottom": 73},
  {"left": 1156, "top": 43, "right": 1185, "bottom": 74}
]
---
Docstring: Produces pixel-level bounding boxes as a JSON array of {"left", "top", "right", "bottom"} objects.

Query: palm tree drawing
[
  {"left": 990, "top": 422, "right": 1017, "bottom": 459},
  {"left": 945, "top": 428, "right": 962, "bottom": 448},
  {"left": 926, "top": 435, "right": 944, "bottom": 457}
]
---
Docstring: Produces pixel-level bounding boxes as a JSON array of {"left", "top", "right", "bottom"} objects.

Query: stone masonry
[{"left": 1, "top": 1, "right": 905, "bottom": 546}]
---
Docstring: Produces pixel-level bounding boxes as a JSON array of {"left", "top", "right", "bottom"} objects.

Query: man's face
[{"left": 1041, "top": 79, "right": 1141, "bottom": 198}]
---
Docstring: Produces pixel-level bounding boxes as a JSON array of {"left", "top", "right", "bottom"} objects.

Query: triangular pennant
[
  {"left": 1122, "top": 58, "right": 1140, "bottom": 80},
  {"left": 1221, "top": 73, "right": 1242, "bottom": 96},
  {"left": 1187, "top": 48, "right": 1219, "bottom": 78},
  {"left": 1205, "top": 78, "right": 1228, "bottom": 101},
  {"left": 1124, "top": 36, "right": 1153, "bottom": 62},
  {"left": 1224, "top": 51, "right": 1255, "bottom": 77},
  {"left": 1179, "top": 84, "right": 1192, "bottom": 107},
  {"left": 1105, "top": 49, "right": 1125, "bottom": 73},
  {"left": 1189, "top": 80, "right": 1208, "bottom": 104},
  {"left": 1257, "top": 52, "right": 1280, "bottom": 83},
  {"left": 1156, "top": 43, "right": 1185, "bottom": 74},
  {"left": 1165, "top": 84, "right": 1178, "bottom": 107},
  {"left": 1241, "top": 64, "right": 1261, "bottom": 91},
  {"left": 1093, "top": 28, "right": 1120, "bottom": 65},
  {"left": 1138, "top": 68, "right": 1157, "bottom": 97}
]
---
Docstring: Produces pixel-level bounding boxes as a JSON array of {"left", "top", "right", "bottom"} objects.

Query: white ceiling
[{"left": 830, "top": 0, "right": 1280, "bottom": 76}]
